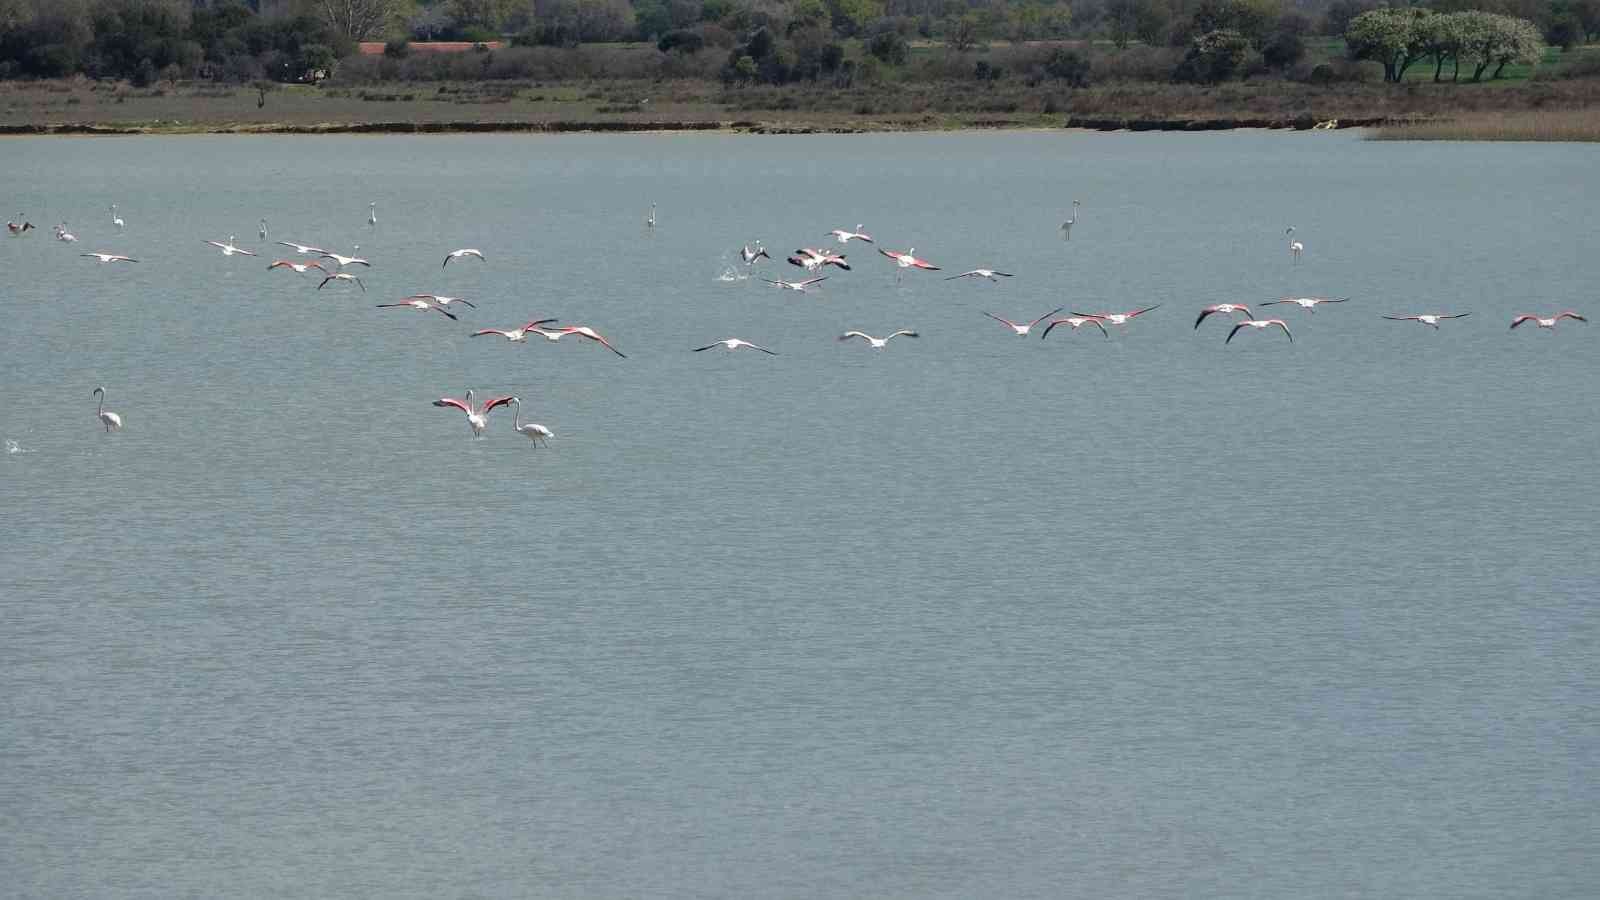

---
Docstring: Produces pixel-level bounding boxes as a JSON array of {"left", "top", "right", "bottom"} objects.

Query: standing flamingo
[
  {"left": 259, "top": 218, "right": 268, "bottom": 240},
  {"left": 368, "top": 202, "right": 377, "bottom": 228},
  {"left": 1286, "top": 227, "right": 1303, "bottom": 262},
  {"left": 1059, "top": 200, "right": 1080, "bottom": 240},
  {"left": 509, "top": 398, "right": 553, "bottom": 446},
  {"left": 110, "top": 205, "right": 125, "bottom": 230},
  {"left": 433, "top": 389, "right": 513, "bottom": 438},
  {"left": 93, "top": 386, "right": 123, "bottom": 432},
  {"left": 646, "top": 203, "right": 656, "bottom": 229}
]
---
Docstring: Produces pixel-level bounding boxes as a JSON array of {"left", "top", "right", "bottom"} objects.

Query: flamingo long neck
[
  {"left": 465, "top": 390, "right": 475, "bottom": 414},
  {"left": 96, "top": 390, "right": 104, "bottom": 416},
  {"left": 513, "top": 400, "right": 522, "bottom": 429}
]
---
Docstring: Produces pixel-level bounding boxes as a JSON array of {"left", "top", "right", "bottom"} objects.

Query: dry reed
[{"left": 1368, "top": 108, "right": 1600, "bottom": 142}]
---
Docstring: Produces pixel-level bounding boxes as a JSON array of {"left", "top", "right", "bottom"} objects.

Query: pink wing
[{"left": 433, "top": 398, "right": 471, "bottom": 415}]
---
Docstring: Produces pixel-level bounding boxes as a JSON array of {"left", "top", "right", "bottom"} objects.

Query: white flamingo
[
  {"left": 81, "top": 252, "right": 137, "bottom": 263},
  {"left": 984, "top": 308, "right": 1064, "bottom": 336},
  {"left": 368, "top": 202, "right": 377, "bottom": 227},
  {"left": 1287, "top": 227, "right": 1303, "bottom": 262},
  {"left": 1261, "top": 296, "right": 1346, "bottom": 313},
  {"left": 110, "top": 205, "right": 124, "bottom": 230},
  {"left": 510, "top": 398, "right": 553, "bottom": 446},
  {"left": 442, "top": 248, "right": 485, "bottom": 268},
  {"left": 93, "top": 386, "right": 122, "bottom": 432},
  {"left": 1071, "top": 305, "right": 1160, "bottom": 327},
  {"left": 258, "top": 218, "right": 268, "bottom": 240},
  {"left": 646, "top": 203, "right": 656, "bottom": 228},
  {"left": 1059, "top": 199, "right": 1080, "bottom": 240},
  {"left": 1040, "top": 315, "right": 1108, "bottom": 338},
  {"left": 1194, "top": 303, "right": 1255, "bottom": 328},
  {"left": 829, "top": 225, "right": 873, "bottom": 244},
  {"left": 277, "top": 240, "right": 329, "bottom": 255},
  {"left": 879, "top": 247, "right": 941, "bottom": 280},
  {"left": 694, "top": 338, "right": 777, "bottom": 355},
  {"left": 552, "top": 326, "right": 626, "bottom": 357},
  {"left": 945, "top": 269, "right": 1014, "bottom": 282},
  {"left": 1226, "top": 319, "right": 1293, "bottom": 343},
  {"left": 1384, "top": 313, "right": 1471, "bottom": 328},
  {"left": 54, "top": 224, "right": 78, "bottom": 242},
  {"left": 404, "top": 293, "right": 476, "bottom": 309},
  {"left": 319, "top": 272, "right": 366, "bottom": 292},
  {"left": 762, "top": 276, "right": 827, "bottom": 293},
  {"left": 267, "top": 259, "right": 327, "bottom": 275},
  {"left": 205, "top": 235, "right": 256, "bottom": 257},
  {"left": 789, "top": 248, "right": 850, "bottom": 272},
  {"left": 472, "top": 319, "right": 559, "bottom": 342},
  {"left": 375, "top": 297, "right": 454, "bottom": 318},
  {"left": 1510, "top": 311, "right": 1586, "bottom": 330},
  {"left": 433, "top": 389, "right": 513, "bottom": 438},
  {"left": 319, "top": 249, "right": 370, "bottom": 268},
  {"left": 838, "top": 330, "right": 917, "bottom": 349},
  {"left": 741, "top": 242, "right": 770, "bottom": 264}
]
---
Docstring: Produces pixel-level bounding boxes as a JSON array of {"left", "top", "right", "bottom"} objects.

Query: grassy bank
[{"left": 1367, "top": 108, "right": 1600, "bottom": 141}]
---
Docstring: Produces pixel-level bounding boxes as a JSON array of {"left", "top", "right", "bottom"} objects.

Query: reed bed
[{"left": 1368, "top": 108, "right": 1600, "bottom": 142}]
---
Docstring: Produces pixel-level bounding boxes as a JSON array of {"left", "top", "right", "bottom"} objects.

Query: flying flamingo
[
  {"left": 741, "top": 242, "right": 770, "bottom": 264},
  {"left": 443, "top": 248, "right": 485, "bottom": 268},
  {"left": 1510, "top": 311, "right": 1587, "bottom": 330},
  {"left": 319, "top": 273, "right": 366, "bottom": 292},
  {"left": 838, "top": 330, "right": 918, "bottom": 349},
  {"left": 319, "top": 249, "right": 370, "bottom": 268},
  {"left": 1383, "top": 313, "right": 1471, "bottom": 328},
  {"left": 376, "top": 297, "right": 453, "bottom": 318},
  {"left": 404, "top": 293, "right": 476, "bottom": 309},
  {"left": 81, "top": 252, "right": 137, "bottom": 264},
  {"left": 8, "top": 217, "right": 34, "bottom": 235},
  {"left": 1059, "top": 200, "right": 1080, "bottom": 240},
  {"left": 1040, "top": 315, "right": 1109, "bottom": 339},
  {"left": 984, "top": 307, "right": 1065, "bottom": 336},
  {"left": 789, "top": 248, "right": 850, "bottom": 272},
  {"left": 205, "top": 236, "right": 256, "bottom": 257},
  {"left": 1194, "top": 303, "right": 1255, "bottom": 329},
  {"left": 277, "top": 240, "right": 329, "bottom": 255},
  {"left": 432, "top": 389, "right": 513, "bottom": 438},
  {"left": 553, "top": 326, "right": 626, "bottom": 357},
  {"left": 1261, "top": 296, "right": 1346, "bottom": 313},
  {"left": 880, "top": 247, "right": 940, "bottom": 279},
  {"left": 762, "top": 276, "right": 827, "bottom": 293},
  {"left": 829, "top": 225, "right": 873, "bottom": 244},
  {"left": 694, "top": 338, "right": 777, "bottom": 355},
  {"left": 945, "top": 268, "right": 1014, "bottom": 282},
  {"left": 110, "top": 205, "right": 124, "bottom": 229},
  {"left": 472, "top": 319, "right": 559, "bottom": 342},
  {"left": 1071, "top": 305, "right": 1161, "bottom": 327},
  {"left": 1286, "top": 227, "right": 1303, "bottom": 262},
  {"left": 1225, "top": 319, "right": 1293, "bottom": 343},
  {"left": 509, "top": 398, "right": 552, "bottom": 446},
  {"left": 267, "top": 259, "right": 328, "bottom": 275},
  {"left": 93, "top": 386, "right": 122, "bottom": 432}
]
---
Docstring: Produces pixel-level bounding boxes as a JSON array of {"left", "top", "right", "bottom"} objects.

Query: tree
[
  {"left": 1172, "top": 27, "right": 1250, "bottom": 81},
  {"left": 1106, "top": 0, "right": 1169, "bottom": 48},
  {"left": 317, "top": 0, "right": 402, "bottom": 41},
  {"left": 945, "top": 12, "right": 984, "bottom": 50},
  {"left": 1456, "top": 11, "right": 1542, "bottom": 80},
  {"left": 1420, "top": 12, "right": 1467, "bottom": 81},
  {"left": 868, "top": 28, "right": 908, "bottom": 63},
  {"left": 1044, "top": 47, "right": 1091, "bottom": 84},
  {"left": 1261, "top": 15, "right": 1307, "bottom": 68},
  {"left": 1344, "top": 7, "right": 1434, "bottom": 82}
]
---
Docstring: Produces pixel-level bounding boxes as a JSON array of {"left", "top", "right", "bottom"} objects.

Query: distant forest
[{"left": 0, "top": 0, "right": 1595, "bottom": 87}]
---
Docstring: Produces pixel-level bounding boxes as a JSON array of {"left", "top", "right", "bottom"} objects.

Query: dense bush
[
  {"left": 1044, "top": 48, "right": 1092, "bottom": 85},
  {"left": 1172, "top": 28, "right": 1252, "bottom": 82},
  {"left": 867, "top": 30, "right": 909, "bottom": 66}
]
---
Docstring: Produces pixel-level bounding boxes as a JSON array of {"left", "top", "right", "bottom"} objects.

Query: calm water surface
[{"left": 1, "top": 132, "right": 1596, "bottom": 898}]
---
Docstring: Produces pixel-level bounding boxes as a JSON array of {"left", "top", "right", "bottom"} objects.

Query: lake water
[{"left": 2, "top": 132, "right": 1596, "bottom": 898}]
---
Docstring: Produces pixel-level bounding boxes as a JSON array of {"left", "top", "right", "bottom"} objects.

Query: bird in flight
[
  {"left": 1510, "top": 311, "right": 1586, "bottom": 330},
  {"left": 838, "top": 330, "right": 917, "bottom": 349},
  {"left": 1383, "top": 313, "right": 1470, "bottom": 328},
  {"left": 695, "top": 338, "right": 777, "bottom": 355},
  {"left": 945, "top": 269, "right": 1014, "bottom": 282},
  {"left": 984, "top": 308, "right": 1065, "bottom": 337},
  {"left": 443, "top": 248, "right": 485, "bottom": 268},
  {"left": 81, "top": 252, "right": 137, "bottom": 264},
  {"left": 1225, "top": 319, "right": 1293, "bottom": 343}
]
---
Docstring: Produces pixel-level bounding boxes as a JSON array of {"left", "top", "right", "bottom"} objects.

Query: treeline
[
  {"left": 1347, "top": 8, "right": 1544, "bottom": 81},
  {"left": 0, "top": 0, "right": 349, "bottom": 83}
]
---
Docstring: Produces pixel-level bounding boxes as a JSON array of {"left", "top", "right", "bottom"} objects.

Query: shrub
[
  {"left": 868, "top": 31, "right": 909, "bottom": 66},
  {"left": 1262, "top": 29, "right": 1304, "bottom": 69},
  {"left": 1172, "top": 28, "right": 1251, "bottom": 82},
  {"left": 658, "top": 29, "right": 705, "bottom": 53},
  {"left": 384, "top": 39, "right": 411, "bottom": 59},
  {"left": 1044, "top": 47, "right": 1091, "bottom": 86}
]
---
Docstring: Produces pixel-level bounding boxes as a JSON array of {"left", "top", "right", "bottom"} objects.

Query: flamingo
[
  {"left": 110, "top": 205, "right": 124, "bottom": 230},
  {"left": 205, "top": 236, "right": 256, "bottom": 257},
  {"left": 8, "top": 217, "right": 34, "bottom": 235},
  {"left": 1071, "top": 305, "right": 1160, "bottom": 327},
  {"left": 762, "top": 276, "right": 827, "bottom": 293},
  {"left": 509, "top": 398, "right": 552, "bottom": 446},
  {"left": 472, "top": 319, "right": 559, "bottom": 342},
  {"left": 93, "top": 386, "right": 122, "bottom": 432},
  {"left": 277, "top": 240, "right": 329, "bottom": 255},
  {"left": 1261, "top": 296, "right": 1346, "bottom": 313},
  {"left": 694, "top": 338, "right": 777, "bottom": 355},
  {"left": 433, "top": 389, "right": 513, "bottom": 438},
  {"left": 741, "top": 242, "right": 770, "bottom": 264},
  {"left": 838, "top": 330, "right": 917, "bottom": 348},
  {"left": 1194, "top": 303, "right": 1255, "bottom": 329},
  {"left": 1040, "top": 316, "right": 1109, "bottom": 339},
  {"left": 443, "top": 248, "right": 485, "bottom": 268},
  {"left": 879, "top": 247, "right": 940, "bottom": 279},
  {"left": 376, "top": 297, "right": 453, "bottom": 318},
  {"left": 553, "top": 326, "right": 626, "bottom": 357},
  {"left": 368, "top": 202, "right": 377, "bottom": 227},
  {"left": 404, "top": 293, "right": 476, "bottom": 310},
  {"left": 1059, "top": 199, "right": 1080, "bottom": 240},
  {"left": 319, "top": 273, "right": 366, "bottom": 292},
  {"left": 1383, "top": 313, "right": 1471, "bottom": 328},
  {"left": 267, "top": 259, "right": 328, "bottom": 275},
  {"left": 54, "top": 224, "right": 78, "bottom": 243},
  {"left": 829, "top": 225, "right": 873, "bottom": 244},
  {"left": 789, "top": 248, "right": 850, "bottom": 272},
  {"left": 945, "top": 269, "right": 1014, "bottom": 282},
  {"left": 319, "top": 249, "right": 370, "bottom": 268},
  {"left": 81, "top": 252, "right": 137, "bottom": 263},
  {"left": 1510, "top": 311, "right": 1587, "bottom": 330},
  {"left": 259, "top": 218, "right": 268, "bottom": 240},
  {"left": 1286, "top": 227, "right": 1303, "bottom": 262},
  {"left": 646, "top": 203, "right": 656, "bottom": 228},
  {"left": 984, "top": 307, "right": 1065, "bottom": 336},
  {"left": 1226, "top": 319, "right": 1294, "bottom": 343}
]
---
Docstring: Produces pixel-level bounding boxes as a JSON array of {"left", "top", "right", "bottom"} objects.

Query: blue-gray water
[{"left": 2, "top": 132, "right": 1596, "bottom": 898}]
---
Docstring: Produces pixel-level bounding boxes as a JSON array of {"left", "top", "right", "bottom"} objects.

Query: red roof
[{"left": 358, "top": 41, "right": 504, "bottom": 55}]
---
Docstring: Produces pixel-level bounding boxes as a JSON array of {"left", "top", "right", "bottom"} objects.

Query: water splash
[
  {"left": 716, "top": 266, "right": 748, "bottom": 283},
  {"left": 5, "top": 439, "right": 25, "bottom": 454}
]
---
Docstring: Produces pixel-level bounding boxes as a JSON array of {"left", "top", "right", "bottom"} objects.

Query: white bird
[
  {"left": 1072, "top": 305, "right": 1161, "bottom": 327},
  {"left": 259, "top": 218, "right": 268, "bottom": 240},
  {"left": 433, "top": 389, "right": 512, "bottom": 438},
  {"left": 1040, "top": 315, "right": 1109, "bottom": 339},
  {"left": 984, "top": 308, "right": 1064, "bottom": 336},
  {"left": 1060, "top": 199, "right": 1080, "bottom": 240},
  {"left": 694, "top": 338, "right": 777, "bottom": 355},
  {"left": 267, "top": 259, "right": 328, "bottom": 275},
  {"left": 318, "top": 272, "right": 366, "bottom": 292},
  {"left": 1287, "top": 226, "right": 1303, "bottom": 262},
  {"left": 368, "top": 202, "right": 377, "bottom": 227},
  {"left": 509, "top": 397, "right": 552, "bottom": 446},
  {"left": 551, "top": 325, "right": 626, "bottom": 357},
  {"left": 277, "top": 240, "right": 330, "bottom": 255},
  {"left": 472, "top": 319, "right": 559, "bottom": 342},
  {"left": 93, "top": 386, "right": 122, "bottom": 432},
  {"left": 829, "top": 224, "right": 873, "bottom": 244},
  {"left": 376, "top": 297, "right": 454, "bottom": 318},
  {"left": 646, "top": 203, "right": 656, "bottom": 228},
  {"left": 110, "top": 204, "right": 124, "bottom": 230},
  {"left": 443, "top": 248, "right": 485, "bottom": 268},
  {"left": 945, "top": 269, "right": 1013, "bottom": 282},
  {"left": 1226, "top": 319, "right": 1294, "bottom": 343},
  {"left": 741, "top": 242, "right": 770, "bottom": 264},
  {"left": 81, "top": 251, "right": 136, "bottom": 264},
  {"left": 319, "top": 249, "right": 370, "bottom": 268},
  {"left": 762, "top": 276, "right": 827, "bottom": 293},
  {"left": 54, "top": 224, "right": 78, "bottom": 243},
  {"left": 405, "top": 293, "right": 476, "bottom": 309},
  {"left": 205, "top": 235, "right": 256, "bottom": 257},
  {"left": 1261, "top": 296, "right": 1346, "bottom": 313},
  {"left": 1194, "top": 303, "right": 1255, "bottom": 328},
  {"left": 838, "top": 330, "right": 917, "bottom": 349},
  {"left": 879, "top": 247, "right": 941, "bottom": 279},
  {"left": 1383, "top": 313, "right": 1471, "bottom": 328},
  {"left": 1510, "top": 311, "right": 1587, "bottom": 330},
  {"left": 788, "top": 248, "right": 850, "bottom": 272}
]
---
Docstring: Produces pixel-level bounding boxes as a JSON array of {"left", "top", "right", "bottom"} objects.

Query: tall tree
[{"left": 316, "top": 0, "right": 401, "bottom": 40}]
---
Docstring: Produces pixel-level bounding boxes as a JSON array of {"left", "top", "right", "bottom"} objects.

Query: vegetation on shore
[{"left": 1367, "top": 104, "right": 1600, "bottom": 136}]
